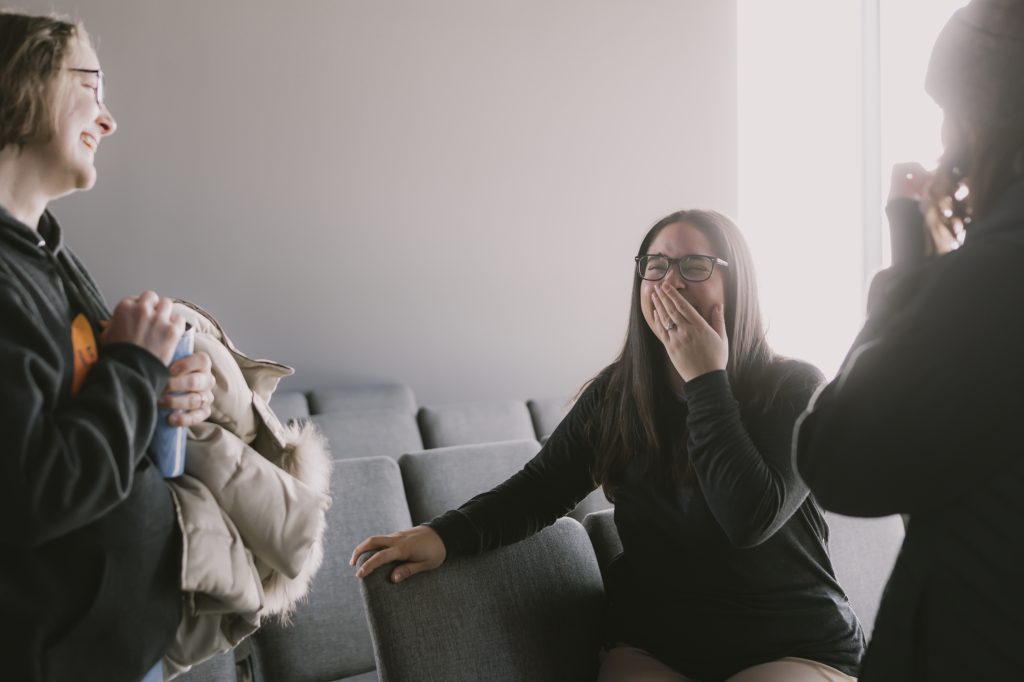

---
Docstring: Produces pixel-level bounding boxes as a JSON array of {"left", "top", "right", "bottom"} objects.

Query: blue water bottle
[{"left": 151, "top": 324, "right": 195, "bottom": 478}]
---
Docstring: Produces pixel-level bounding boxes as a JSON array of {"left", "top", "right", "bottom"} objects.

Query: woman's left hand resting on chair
[{"left": 351, "top": 525, "right": 447, "bottom": 583}]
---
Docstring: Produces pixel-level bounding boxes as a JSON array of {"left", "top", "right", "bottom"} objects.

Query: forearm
[
  {"left": 1, "top": 340, "right": 167, "bottom": 545},
  {"left": 686, "top": 369, "right": 815, "bottom": 547}
]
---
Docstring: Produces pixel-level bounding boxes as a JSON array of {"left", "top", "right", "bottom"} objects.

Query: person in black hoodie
[
  {"left": 352, "top": 209, "right": 864, "bottom": 681},
  {"left": 0, "top": 12, "right": 216, "bottom": 682},
  {"left": 794, "top": 1, "right": 1024, "bottom": 679}
]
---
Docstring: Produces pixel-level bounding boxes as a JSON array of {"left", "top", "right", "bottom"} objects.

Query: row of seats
[
  {"left": 176, "top": 386, "right": 906, "bottom": 682},
  {"left": 269, "top": 384, "right": 567, "bottom": 453}
]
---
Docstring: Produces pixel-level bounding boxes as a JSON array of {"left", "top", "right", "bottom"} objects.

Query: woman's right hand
[
  {"left": 101, "top": 291, "right": 185, "bottom": 366},
  {"left": 350, "top": 525, "right": 447, "bottom": 583}
]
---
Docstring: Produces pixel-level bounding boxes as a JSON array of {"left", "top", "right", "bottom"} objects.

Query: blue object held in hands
[{"left": 151, "top": 325, "right": 195, "bottom": 478}]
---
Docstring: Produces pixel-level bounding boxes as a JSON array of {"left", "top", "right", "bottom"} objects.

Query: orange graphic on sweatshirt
[{"left": 71, "top": 313, "right": 99, "bottom": 396}]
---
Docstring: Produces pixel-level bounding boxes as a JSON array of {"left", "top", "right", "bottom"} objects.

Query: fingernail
[{"left": 392, "top": 573, "right": 402, "bottom": 583}]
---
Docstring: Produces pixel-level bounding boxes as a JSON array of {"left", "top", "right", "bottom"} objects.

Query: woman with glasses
[
  {"left": 0, "top": 13, "right": 214, "bottom": 682},
  {"left": 353, "top": 210, "right": 864, "bottom": 681},
  {"left": 796, "top": 1, "right": 1024, "bottom": 679}
]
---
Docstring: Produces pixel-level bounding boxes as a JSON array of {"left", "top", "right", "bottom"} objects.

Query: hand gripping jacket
[{"left": 163, "top": 301, "right": 331, "bottom": 676}]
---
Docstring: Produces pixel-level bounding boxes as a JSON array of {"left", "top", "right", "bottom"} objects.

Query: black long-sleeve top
[
  {"left": 0, "top": 207, "right": 181, "bottom": 682},
  {"left": 429, "top": 362, "right": 864, "bottom": 681},
  {"left": 795, "top": 184, "right": 1024, "bottom": 681}
]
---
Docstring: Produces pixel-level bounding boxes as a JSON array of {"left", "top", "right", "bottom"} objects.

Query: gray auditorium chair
[
  {"left": 399, "top": 440, "right": 541, "bottom": 524},
  {"left": 269, "top": 390, "right": 310, "bottom": 424},
  {"left": 359, "top": 517, "right": 605, "bottom": 682},
  {"left": 173, "top": 651, "right": 237, "bottom": 682},
  {"left": 311, "top": 411, "right": 423, "bottom": 460},
  {"left": 526, "top": 396, "right": 569, "bottom": 441},
  {"left": 309, "top": 384, "right": 417, "bottom": 415},
  {"left": 416, "top": 400, "right": 535, "bottom": 449},
  {"left": 253, "top": 457, "right": 413, "bottom": 682},
  {"left": 824, "top": 512, "right": 905, "bottom": 637}
]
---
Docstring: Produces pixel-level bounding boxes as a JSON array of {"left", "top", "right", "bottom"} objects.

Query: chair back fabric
[
  {"left": 309, "top": 384, "right": 417, "bottom": 415},
  {"left": 526, "top": 396, "right": 569, "bottom": 441},
  {"left": 359, "top": 517, "right": 604, "bottom": 682},
  {"left": 311, "top": 411, "right": 423, "bottom": 460},
  {"left": 269, "top": 390, "right": 310, "bottom": 424},
  {"left": 824, "top": 511, "right": 905, "bottom": 638},
  {"left": 581, "top": 508, "right": 623, "bottom": 580},
  {"left": 417, "top": 400, "right": 535, "bottom": 449},
  {"left": 399, "top": 440, "right": 541, "bottom": 525},
  {"left": 254, "top": 457, "right": 412, "bottom": 682}
]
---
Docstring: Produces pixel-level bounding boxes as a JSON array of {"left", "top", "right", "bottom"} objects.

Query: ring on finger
[{"left": 664, "top": 321, "right": 677, "bottom": 331}]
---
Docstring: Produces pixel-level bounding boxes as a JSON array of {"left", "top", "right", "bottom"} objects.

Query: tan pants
[{"left": 597, "top": 646, "right": 857, "bottom": 682}]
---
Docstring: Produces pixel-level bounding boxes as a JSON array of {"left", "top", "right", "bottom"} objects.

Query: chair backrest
[
  {"left": 311, "top": 411, "right": 423, "bottom": 460},
  {"left": 417, "top": 400, "right": 535, "bottom": 449},
  {"left": 824, "top": 511, "right": 905, "bottom": 638},
  {"left": 253, "top": 457, "right": 412, "bottom": 682},
  {"left": 308, "top": 384, "right": 417, "bottom": 415},
  {"left": 399, "top": 440, "right": 541, "bottom": 525},
  {"left": 526, "top": 396, "right": 569, "bottom": 441},
  {"left": 581, "top": 508, "right": 622, "bottom": 580},
  {"left": 359, "top": 517, "right": 605, "bottom": 682},
  {"left": 269, "top": 390, "right": 310, "bottom": 424}
]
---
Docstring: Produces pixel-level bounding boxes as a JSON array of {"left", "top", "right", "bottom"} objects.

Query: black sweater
[
  {"left": 796, "top": 183, "right": 1024, "bottom": 681},
  {"left": 0, "top": 207, "right": 181, "bottom": 682},
  {"left": 429, "top": 363, "right": 864, "bottom": 681}
]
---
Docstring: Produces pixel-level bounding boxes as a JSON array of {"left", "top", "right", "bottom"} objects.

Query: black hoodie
[
  {"left": 796, "top": 182, "right": 1024, "bottom": 680},
  {"left": 0, "top": 206, "right": 181, "bottom": 682}
]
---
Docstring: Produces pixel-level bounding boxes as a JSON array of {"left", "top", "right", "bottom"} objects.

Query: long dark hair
[{"left": 587, "top": 210, "right": 783, "bottom": 496}]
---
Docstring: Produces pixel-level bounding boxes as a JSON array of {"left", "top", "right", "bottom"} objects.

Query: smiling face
[
  {"left": 639, "top": 220, "right": 727, "bottom": 337},
  {"left": 31, "top": 35, "right": 117, "bottom": 197}
]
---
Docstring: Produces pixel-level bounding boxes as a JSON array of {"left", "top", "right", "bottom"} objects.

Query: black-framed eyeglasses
[
  {"left": 66, "top": 68, "right": 104, "bottom": 107},
  {"left": 635, "top": 254, "right": 729, "bottom": 282}
]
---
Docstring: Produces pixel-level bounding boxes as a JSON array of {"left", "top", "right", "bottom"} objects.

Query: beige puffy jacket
[{"left": 163, "top": 301, "right": 331, "bottom": 677}]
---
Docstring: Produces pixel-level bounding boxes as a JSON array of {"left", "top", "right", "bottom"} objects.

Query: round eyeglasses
[{"left": 635, "top": 254, "right": 729, "bottom": 282}]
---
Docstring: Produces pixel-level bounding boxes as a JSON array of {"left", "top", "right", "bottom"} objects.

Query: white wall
[{"left": 27, "top": 0, "right": 737, "bottom": 403}]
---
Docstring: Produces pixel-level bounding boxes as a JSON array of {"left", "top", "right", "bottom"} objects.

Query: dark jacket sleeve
[
  {"left": 795, "top": 203, "right": 1024, "bottom": 517},
  {"left": 684, "top": 364, "right": 823, "bottom": 548},
  {"left": 425, "top": 381, "right": 602, "bottom": 558},
  {"left": 0, "top": 276, "right": 169, "bottom": 547}
]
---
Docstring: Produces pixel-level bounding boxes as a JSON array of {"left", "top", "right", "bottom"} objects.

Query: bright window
[{"left": 738, "top": 0, "right": 968, "bottom": 378}]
